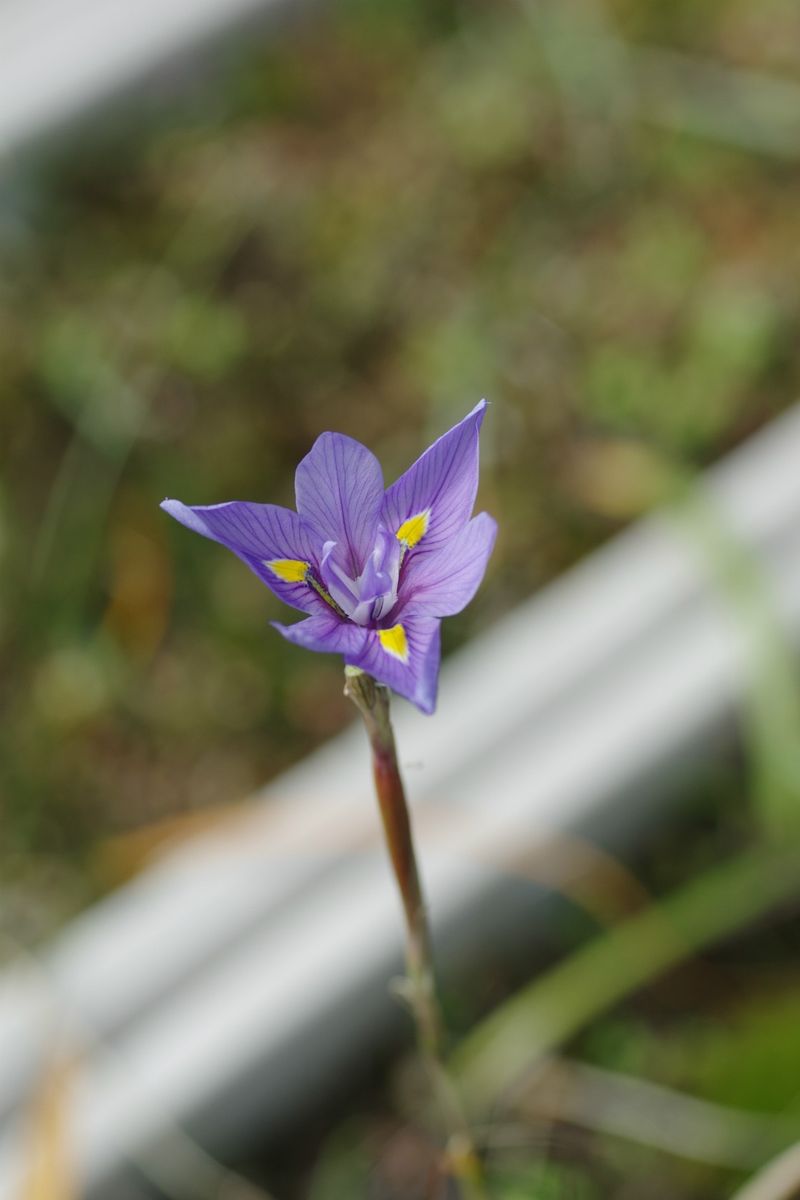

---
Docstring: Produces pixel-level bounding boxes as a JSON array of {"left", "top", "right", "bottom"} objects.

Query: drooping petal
[
  {"left": 397, "top": 512, "right": 497, "bottom": 617},
  {"left": 272, "top": 613, "right": 369, "bottom": 657},
  {"left": 161, "top": 498, "right": 324, "bottom": 614},
  {"left": 295, "top": 432, "right": 384, "bottom": 578},
  {"left": 381, "top": 400, "right": 487, "bottom": 557},
  {"left": 346, "top": 613, "right": 441, "bottom": 714}
]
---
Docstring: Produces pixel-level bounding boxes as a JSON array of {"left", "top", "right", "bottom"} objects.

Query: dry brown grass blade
[{"left": 20, "top": 1055, "right": 75, "bottom": 1200}]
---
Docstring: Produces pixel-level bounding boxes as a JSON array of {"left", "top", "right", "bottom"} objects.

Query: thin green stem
[{"left": 344, "top": 667, "right": 486, "bottom": 1199}]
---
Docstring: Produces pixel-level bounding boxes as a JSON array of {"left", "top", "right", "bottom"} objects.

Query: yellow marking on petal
[
  {"left": 378, "top": 623, "right": 409, "bottom": 663},
  {"left": 265, "top": 558, "right": 309, "bottom": 583},
  {"left": 396, "top": 509, "right": 430, "bottom": 549}
]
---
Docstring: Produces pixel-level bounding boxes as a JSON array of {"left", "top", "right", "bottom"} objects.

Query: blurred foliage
[
  {"left": 584, "top": 982, "right": 800, "bottom": 1115},
  {"left": 488, "top": 1164, "right": 600, "bottom": 1200},
  {"left": 3, "top": 0, "right": 800, "bottom": 923},
  {"left": 2, "top": 0, "right": 800, "bottom": 1195}
]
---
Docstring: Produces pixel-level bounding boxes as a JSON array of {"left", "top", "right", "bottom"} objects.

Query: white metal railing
[{"left": 0, "top": 0, "right": 283, "bottom": 164}]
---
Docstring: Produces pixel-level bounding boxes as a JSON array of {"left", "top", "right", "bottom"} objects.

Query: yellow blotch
[
  {"left": 396, "top": 509, "right": 430, "bottom": 548},
  {"left": 378, "top": 624, "right": 409, "bottom": 663},
  {"left": 266, "top": 559, "right": 309, "bottom": 583}
]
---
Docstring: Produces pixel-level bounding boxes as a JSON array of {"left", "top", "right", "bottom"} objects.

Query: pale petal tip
[
  {"left": 465, "top": 398, "right": 488, "bottom": 432},
  {"left": 160, "top": 498, "right": 196, "bottom": 523},
  {"left": 159, "top": 498, "right": 211, "bottom": 538}
]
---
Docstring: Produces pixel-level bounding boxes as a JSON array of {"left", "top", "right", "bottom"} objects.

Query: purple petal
[
  {"left": 381, "top": 400, "right": 487, "bottom": 557},
  {"left": 295, "top": 432, "right": 384, "bottom": 578},
  {"left": 272, "top": 613, "right": 369, "bottom": 656},
  {"left": 358, "top": 526, "right": 401, "bottom": 608},
  {"left": 346, "top": 613, "right": 441, "bottom": 714},
  {"left": 320, "top": 528, "right": 402, "bottom": 625},
  {"left": 397, "top": 512, "right": 497, "bottom": 617},
  {"left": 161, "top": 498, "right": 324, "bottom": 615}
]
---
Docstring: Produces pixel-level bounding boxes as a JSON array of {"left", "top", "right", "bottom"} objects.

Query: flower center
[{"left": 320, "top": 526, "right": 401, "bottom": 626}]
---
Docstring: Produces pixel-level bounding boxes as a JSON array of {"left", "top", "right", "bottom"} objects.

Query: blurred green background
[
  {"left": 2, "top": 0, "right": 800, "bottom": 1193},
  {"left": 3, "top": 0, "right": 798, "bottom": 926}
]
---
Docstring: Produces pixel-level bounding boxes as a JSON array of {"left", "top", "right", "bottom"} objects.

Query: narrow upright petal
[
  {"left": 397, "top": 512, "right": 497, "bottom": 617},
  {"left": 160, "top": 499, "right": 324, "bottom": 614},
  {"left": 381, "top": 400, "right": 487, "bottom": 558},
  {"left": 319, "top": 528, "right": 401, "bottom": 626},
  {"left": 346, "top": 613, "right": 441, "bottom": 714},
  {"left": 295, "top": 432, "right": 384, "bottom": 578}
]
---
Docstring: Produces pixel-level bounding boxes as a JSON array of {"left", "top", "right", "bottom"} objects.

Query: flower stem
[{"left": 343, "top": 667, "right": 486, "bottom": 1198}]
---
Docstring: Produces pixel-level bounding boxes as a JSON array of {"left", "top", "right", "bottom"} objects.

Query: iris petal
[
  {"left": 397, "top": 512, "right": 497, "bottom": 618},
  {"left": 272, "top": 613, "right": 369, "bottom": 657},
  {"left": 381, "top": 400, "right": 486, "bottom": 558},
  {"left": 347, "top": 613, "right": 441, "bottom": 714},
  {"left": 160, "top": 499, "right": 324, "bottom": 615},
  {"left": 295, "top": 432, "right": 384, "bottom": 578}
]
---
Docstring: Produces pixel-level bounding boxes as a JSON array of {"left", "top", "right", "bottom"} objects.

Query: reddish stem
[
  {"left": 344, "top": 667, "right": 441, "bottom": 1054},
  {"left": 344, "top": 669, "right": 486, "bottom": 1198}
]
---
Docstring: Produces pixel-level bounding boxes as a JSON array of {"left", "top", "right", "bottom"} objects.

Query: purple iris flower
[{"left": 161, "top": 401, "right": 496, "bottom": 713}]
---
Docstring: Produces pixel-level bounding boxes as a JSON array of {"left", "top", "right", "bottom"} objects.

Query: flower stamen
[{"left": 307, "top": 574, "right": 348, "bottom": 618}]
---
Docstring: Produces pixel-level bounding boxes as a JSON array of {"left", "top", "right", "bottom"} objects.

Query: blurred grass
[
  {"left": 2, "top": 0, "right": 800, "bottom": 941},
  {"left": 452, "top": 846, "right": 800, "bottom": 1108}
]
